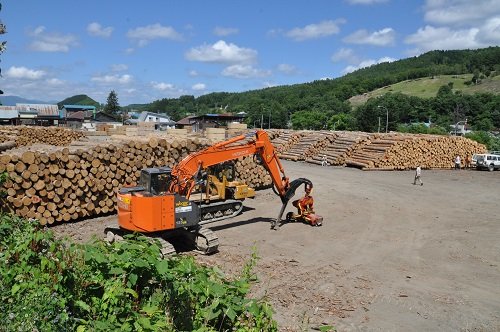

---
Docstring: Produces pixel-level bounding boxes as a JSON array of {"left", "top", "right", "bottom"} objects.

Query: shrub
[{"left": 0, "top": 215, "right": 277, "bottom": 331}]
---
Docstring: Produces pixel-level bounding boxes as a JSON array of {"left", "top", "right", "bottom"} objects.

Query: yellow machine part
[{"left": 232, "top": 183, "right": 255, "bottom": 199}]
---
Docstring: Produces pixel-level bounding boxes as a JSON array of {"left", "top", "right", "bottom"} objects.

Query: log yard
[{"left": 1, "top": 125, "right": 498, "bottom": 331}]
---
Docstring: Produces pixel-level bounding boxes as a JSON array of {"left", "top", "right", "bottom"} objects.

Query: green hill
[
  {"left": 349, "top": 74, "right": 500, "bottom": 107},
  {"left": 58, "top": 94, "right": 99, "bottom": 109}
]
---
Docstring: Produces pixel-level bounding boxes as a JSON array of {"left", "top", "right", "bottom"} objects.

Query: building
[
  {"left": 61, "top": 105, "right": 96, "bottom": 129},
  {"left": 126, "top": 111, "right": 176, "bottom": 129},
  {"left": 0, "top": 106, "right": 20, "bottom": 125},
  {"left": 176, "top": 113, "right": 246, "bottom": 132},
  {"left": 16, "top": 103, "right": 59, "bottom": 126}
]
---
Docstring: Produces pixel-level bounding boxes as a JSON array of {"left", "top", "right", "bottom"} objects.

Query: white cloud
[
  {"left": 331, "top": 47, "right": 360, "bottom": 63},
  {"left": 189, "top": 70, "right": 199, "bottom": 77},
  {"left": 341, "top": 57, "right": 396, "bottom": 74},
  {"left": 87, "top": 22, "right": 113, "bottom": 38},
  {"left": 151, "top": 82, "right": 175, "bottom": 91},
  {"left": 28, "top": 26, "right": 78, "bottom": 52},
  {"left": 46, "top": 78, "right": 64, "bottom": 86},
  {"left": 91, "top": 74, "right": 133, "bottom": 84},
  {"left": 221, "top": 65, "right": 271, "bottom": 79},
  {"left": 185, "top": 40, "right": 257, "bottom": 64},
  {"left": 424, "top": 0, "right": 500, "bottom": 26},
  {"left": 192, "top": 83, "right": 206, "bottom": 91},
  {"left": 127, "top": 24, "right": 182, "bottom": 46},
  {"left": 405, "top": 26, "right": 484, "bottom": 54},
  {"left": 343, "top": 27, "right": 395, "bottom": 46},
  {"left": 277, "top": 63, "right": 298, "bottom": 75},
  {"left": 347, "top": 0, "right": 388, "bottom": 4},
  {"left": 476, "top": 17, "right": 500, "bottom": 44},
  {"left": 285, "top": 20, "right": 346, "bottom": 41},
  {"left": 213, "top": 26, "right": 239, "bottom": 36},
  {"left": 5, "top": 66, "right": 46, "bottom": 80},
  {"left": 111, "top": 64, "right": 128, "bottom": 72}
]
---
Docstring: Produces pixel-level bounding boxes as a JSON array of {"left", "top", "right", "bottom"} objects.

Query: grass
[{"left": 349, "top": 74, "right": 500, "bottom": 107}]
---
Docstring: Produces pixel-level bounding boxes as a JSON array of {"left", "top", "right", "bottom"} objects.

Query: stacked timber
[
  {"left": 0, "top": 135, "right": 272, "bottom": 225},
  {"left": 205, "top": 128, "right": 226, "bottom": 142},
  {"left": 345, "top": 133, "right": 487, "bottom": 170},
  {"left": 235, "top": 156, "right": 273, "bottom": 188},
  {"left": 227, "top": 122, "right": 248, "bottom": 138},
  {"left": 279, "top": 131, "right": 337, "bottom": 161},
  {"left": 345, "top": 133, "right": 404, "bottom": 169},
  {"left": 269, "top": 130, "right": 305, "bottom": 154},
  {"left": 0, "top": 126, "right": 85, "bottom": 146},
  {"left": 313, "top": 131, "right": 373, "bottom": 166},
  {"left": 0, "top": 137, "right": 204, "bottom": 225}
]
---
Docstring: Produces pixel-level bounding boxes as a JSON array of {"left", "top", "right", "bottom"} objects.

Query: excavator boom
[{"left": 170, "top": 130, "right": 290, "bottom": 199}]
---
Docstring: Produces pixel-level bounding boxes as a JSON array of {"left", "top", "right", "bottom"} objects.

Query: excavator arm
[{"left": 170, "top": 130, "right": 312, "bottom": 227}]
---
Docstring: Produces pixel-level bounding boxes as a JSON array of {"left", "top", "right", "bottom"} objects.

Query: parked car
[{"left": 475, "top": 153, "right": 500, "bottom": 171}]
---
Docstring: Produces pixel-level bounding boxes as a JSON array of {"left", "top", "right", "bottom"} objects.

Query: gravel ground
[{"left": 53, "top": 161, "right": 500, "bottom": 331}]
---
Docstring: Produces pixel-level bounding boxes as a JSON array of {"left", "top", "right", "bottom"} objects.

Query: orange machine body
[
  {"left": 118, "top": 189, "right": 203, "bottom": 232},
  {"left": 116, "top": 130, "right": 317, "bottom": 233}
]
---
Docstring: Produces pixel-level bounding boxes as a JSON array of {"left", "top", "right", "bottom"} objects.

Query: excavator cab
[{"left": 138, "top": 167, "right": 173, "bottom": 195}]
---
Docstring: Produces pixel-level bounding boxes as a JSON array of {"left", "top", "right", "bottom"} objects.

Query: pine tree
[{"left": 104, "top": 90, "right": 120, "bottom": 114}]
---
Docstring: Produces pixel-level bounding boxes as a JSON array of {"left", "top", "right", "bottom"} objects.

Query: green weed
[{"left": 0, "top": 214, "right": 277, "bottom": 331}]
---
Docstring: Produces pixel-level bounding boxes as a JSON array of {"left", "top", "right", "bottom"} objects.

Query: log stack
[
  {"left": 308, "top": 131, "right": 371, "bottom": 166},
  {"left": 235, "top": 156, "right": 273, "bottom": 188},
  {"left": 0, "top": 134, "right": 273, "bottom": 225},
  {"left": 343, "top": 133, "right": 487, "bottom": 170},
  {"left": 268, "top": 130, "right": 305, "bottom": 154},
  {"left": 15, "top": 126, "right": 86, "bottom": 146},
  {"left": 278, "top": 131, "right": 336, "bottom": 161}
]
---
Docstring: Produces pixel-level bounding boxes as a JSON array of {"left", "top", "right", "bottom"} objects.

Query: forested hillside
[
  {"left": 140, "top": 47, "right": 500, "bottom": 133},
  {"left": 58, "top": 94, "right": 100, "bottom": 109}
]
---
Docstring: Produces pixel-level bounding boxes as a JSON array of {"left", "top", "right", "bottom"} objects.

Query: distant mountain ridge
[{"left": 0, "top": 95, "right": 58, "bottom": 106}]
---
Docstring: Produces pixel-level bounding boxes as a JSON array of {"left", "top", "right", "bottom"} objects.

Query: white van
[{"left": 475, "top": 153, "right": 500, "bottom": 171}]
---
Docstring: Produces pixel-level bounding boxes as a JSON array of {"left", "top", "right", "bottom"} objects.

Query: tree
[{"left": 104, "top": 90, "right": 120, "bottom": 114}]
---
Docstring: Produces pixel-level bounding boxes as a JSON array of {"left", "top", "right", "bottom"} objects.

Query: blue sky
[{"left": 1, "top": 0, "right": 500, "bottom": 105}]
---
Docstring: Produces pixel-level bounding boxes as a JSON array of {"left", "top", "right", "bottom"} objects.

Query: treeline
[{"left": 139, "top": 47, "right": 500, "bottom": 132}]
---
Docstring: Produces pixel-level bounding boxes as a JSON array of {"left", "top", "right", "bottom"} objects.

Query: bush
[
  {"left": 0, "top": 215, "right": 277, "bottom": 331},
  {"left": 465, "top": 131, "right": 500, "bottom": 151}
]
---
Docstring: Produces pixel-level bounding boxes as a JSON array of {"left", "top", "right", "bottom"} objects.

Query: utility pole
[
  {"left": 378, "top": 117, "right": 381, "bottom": 133},
  {"left": 261, "top": 114, "right": 263, "bottom": 130},
  {"left": 377, "top": 105, "right": 389, "bottom": 133},
  {"left": 268, "top": 108, "right": 271, "bottom": 129},
  {"left": 386, "top": 108, "right": 388, "bottom": 133}
]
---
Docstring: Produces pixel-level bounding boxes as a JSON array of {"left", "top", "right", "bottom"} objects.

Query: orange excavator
[{"left": 110, "top": 130, "right": 322, "bottom": 255}]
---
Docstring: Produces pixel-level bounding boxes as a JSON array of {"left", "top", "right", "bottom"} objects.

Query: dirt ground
[{"left": 53, "top": 161, "right": 500, "bottom": 332}]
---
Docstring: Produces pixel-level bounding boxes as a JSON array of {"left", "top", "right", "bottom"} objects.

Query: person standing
[
  {"left": 454, "top": 155, "right": 461, "bottom": 170},
  {"left": 413, "top": 166, "right": 423, "bottom": 186},
  {"left": 465, "top": 155, "right": 471, "bottom": 169},
  {"left": 321, "top": 155, "right": 328, "bottom": 166}
]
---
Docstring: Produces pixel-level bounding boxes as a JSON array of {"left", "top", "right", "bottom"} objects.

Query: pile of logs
[
  {"left": 268, "top": 130, "right": 487, "bottom": 170},
  {"left": 0, "top": 126, "right": 85, "bottom": 147},
  {"left": 269, "top": 130, "right": 305, "bottom": 154},
  {"left": 0, "top": 137, "right": 204, "bottom": 225},
  {"left": 308, "top": 131, "right": 372, "bottom": 166},
  {"left": 0, "top": 135, "right": 273, "bottom": 225},
  {"left": 374, "top": 134, "right": 487, "bottom": 169},
  {"left": 235, "top": 156, "right": 273, "bottom": 188},
  {"left": 341, "top": 133, "right": 486, "bottom": 169},
  {"left": 278, "top": 131, "right": 337, "bottom": 161}
]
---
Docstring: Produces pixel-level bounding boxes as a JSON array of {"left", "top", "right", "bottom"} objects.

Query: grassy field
[{"left": 349, "top": 74, "right": 500, "bottom": 107}]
